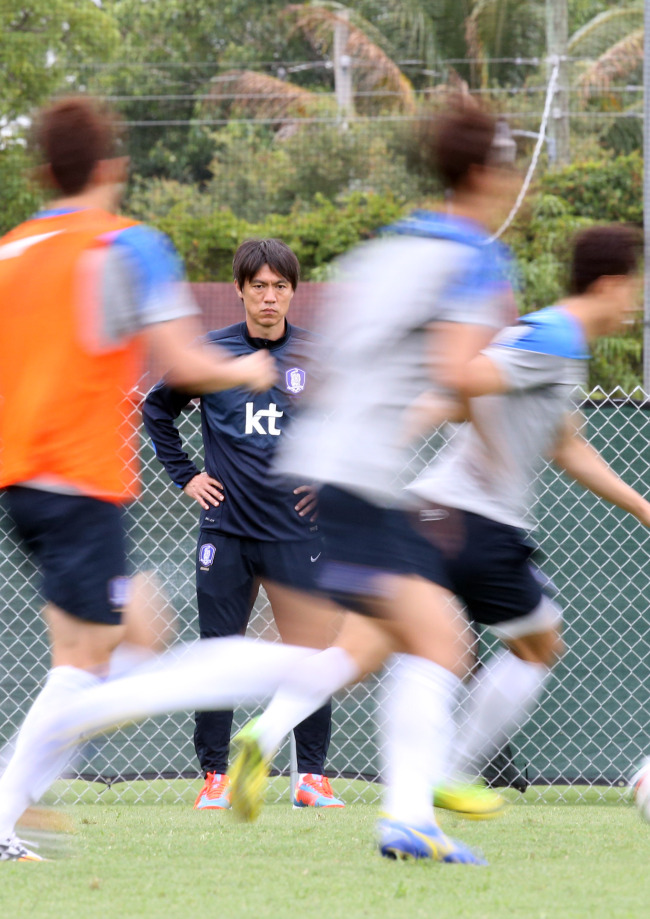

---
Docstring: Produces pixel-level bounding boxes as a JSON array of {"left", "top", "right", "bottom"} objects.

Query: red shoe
[
  {"left": 293, "top": 774, "right": 345, "bottom": 809},
  {"left": 193, "top": 772, "right": 231, "bottom": 810}
]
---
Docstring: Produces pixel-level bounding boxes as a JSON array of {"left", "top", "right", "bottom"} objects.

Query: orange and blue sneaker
[
  {"left": 377, "top": 816, "right": 487, "bottom": 865},
  {"left": 293, "top": 773, "right": 345, "bottom": 809},
  {"left": 0, "top": 835, "right": 44, "bottom": 862},
  {"left": 193, "top": 772, "right": 231, "bottom": 811}
]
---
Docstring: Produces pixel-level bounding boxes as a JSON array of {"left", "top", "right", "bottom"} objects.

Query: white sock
[
  {"left": 0, "top": 666, "right": 101, "bottom": 839},
  {"left": 381, "top": 654, "right": 460, "bottom": 827},
  {"left": 255, "top": 647, "right": 360, "bottom": 757},
  {"left": 451, "top": 649, "right": 550, "bottom": 777},
  {"left": 39, "top": 637, "right": 317, "bottom": 754}
]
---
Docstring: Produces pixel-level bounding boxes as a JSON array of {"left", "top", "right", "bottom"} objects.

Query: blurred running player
[
  {"left": 4, "top": 104, "right": 516, "bottom": 866},
  {"left": 0, "top": 96, "right": 275, "bottom": 861},
  {"left": 225, "top": 104, "right": 520, "bottom": 863},
  {"left": 406, "top": 224, "right": 649, "bottom": 794},
  {"left": 248, "top": 222, "right": 647, "bottom": 833}
]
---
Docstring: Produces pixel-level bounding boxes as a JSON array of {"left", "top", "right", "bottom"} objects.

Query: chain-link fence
[{"left": 2, "top": 387, "right": 650, "bottom": 806}]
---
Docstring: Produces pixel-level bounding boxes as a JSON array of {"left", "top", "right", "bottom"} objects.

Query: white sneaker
[{"left": 0, "top": 835, "right": 44, "bottom": 862}]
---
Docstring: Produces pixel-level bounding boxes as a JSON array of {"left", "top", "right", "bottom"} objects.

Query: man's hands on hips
[{"left": 183, "top": 473, "right": 224, "bottom": 510}]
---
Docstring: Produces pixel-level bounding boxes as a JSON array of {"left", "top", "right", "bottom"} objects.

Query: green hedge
[{"left": 150, "top": 191, "right": 406, "bottom": 282}]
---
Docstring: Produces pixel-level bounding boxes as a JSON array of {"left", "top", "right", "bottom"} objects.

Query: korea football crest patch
[
  {"left": 285, "top": 367, "right": 306, "bottom": 394},
  {"left": 199, "top": 543, "right": 216, "bottom": 569}
]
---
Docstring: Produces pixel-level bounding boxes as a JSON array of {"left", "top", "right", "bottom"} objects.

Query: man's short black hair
[
  {"left": 233, "top": 238, "right": 300, "bottom": 290},
  {"left": 570, "top": 225, "right": 642, "bottom": 295}
]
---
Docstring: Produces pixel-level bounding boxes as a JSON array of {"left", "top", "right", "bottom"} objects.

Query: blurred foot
[
  {"left": 433, "top": 780, "right": 506, "bottom": 820},
  {"left": 377, "top": 816, "right": 487, "bottom": 865},
  {"left": 230, "top": 719, "right": 269, "bottom": 823},
  {"left": 0, "top": 835, "right": 44, "bottom": 862},
  {"left": 631, "top": 757, "right": 650, "bottom": 822}
]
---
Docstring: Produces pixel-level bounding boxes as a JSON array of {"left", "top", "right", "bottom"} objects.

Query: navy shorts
[
  {"left": 409, "top": 504, "right": 543, "bottom": 627},
  {"left": 196, "top": 531, "right": 322, "bottom": 637},
  {"left": 4, "top": 486, "right": 129, "bottom": 625},
  {"left": 314, "top": 485, "right": 447, "bottom": 612}
]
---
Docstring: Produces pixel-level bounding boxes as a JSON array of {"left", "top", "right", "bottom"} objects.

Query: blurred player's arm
[
  {"left": 431, "top": 244, "right": 513, "bottom": 399},
  {"left": 402, "top": 322, "right": 498, "bottom": 442},
  {"left": 142, "top": 384, "right": 224, "bottom": 510},
  {"left": 551, "top": 412, "right": 650, "bottom": 526},
  {"left": 105, "top": 226, "right": 276, "bottom": 395},
  {"left": 432, "top": 321, "right": 500, "bottom": 396},
  {"left": 145, "top": 317, "right": 275, "bottom": 395}
]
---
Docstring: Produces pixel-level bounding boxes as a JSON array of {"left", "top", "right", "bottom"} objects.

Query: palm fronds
[
  {"left": 568, "top": 5, "right": 643, "bottom": 58},
  {"left": 577, "top": 28, "right": 643, "bottom": 98},
  {"left": 284, "top": 3, "right": 416, "bottom": 113},
  {"left": 207, "top": 70, "right": 323, "bottom": 120}
]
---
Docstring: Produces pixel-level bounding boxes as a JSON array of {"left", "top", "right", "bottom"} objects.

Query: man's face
[{"left": 235, "top": 264, "right": 294, "bottom": 333}]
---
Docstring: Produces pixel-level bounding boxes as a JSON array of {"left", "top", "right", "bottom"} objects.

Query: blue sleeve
[
  {"left": 494, "top": 309, "right": 589, "bottom": 360},
  {"left": 142, "top": 383, "right": 201, "bottom": 489},
  {"left": 486, "top": 310, "right": 588, "bottom": 391},
  {"left": 439, "top": 247, "right": 508, "bottom": 328},
  {"left": 104, "top": 225, "right": 198, "bottom": 328}
]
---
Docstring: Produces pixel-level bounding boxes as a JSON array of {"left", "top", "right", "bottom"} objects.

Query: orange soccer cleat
[{"left": 193, "top": 772, "right": 231, "bottom": 810}]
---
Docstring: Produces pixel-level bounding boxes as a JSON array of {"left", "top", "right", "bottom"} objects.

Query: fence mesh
[{"left": 2, "top": 387, "right": 650, "bottom": 805}]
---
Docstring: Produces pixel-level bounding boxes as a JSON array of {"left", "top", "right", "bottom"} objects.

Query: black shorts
[
  {"left": 4, "top": 486, "right": 128, "bottom": 625},
  {"left": 410, "top": 504, "right": 544, "bottom": 627},
  {"left": 314, "top": 485, "right": 447, "bottom": 612},
  {"left": 196, "top": 531, "right": 322, "bottom": 636}
]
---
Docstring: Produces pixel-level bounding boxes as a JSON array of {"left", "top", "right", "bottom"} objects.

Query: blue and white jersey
[
  {"left": 97, "top": 222, "right": 199, "bottom": 341},
  {"left": 142, "top": 321, "right": 320, "bottom": 541},
  {"left": 276, "top": 211, "right": 512, "bottom": 507},
  {"left": 30, "top": 208, "right": 199, "bottom": 346},
  {"left": 409, "top": 306, "right": 589, "bottom": 529}
]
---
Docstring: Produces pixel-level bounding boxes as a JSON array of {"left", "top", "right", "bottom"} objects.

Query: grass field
[{"left": 4, "top": 781, "right": 650, "bottom": 919}]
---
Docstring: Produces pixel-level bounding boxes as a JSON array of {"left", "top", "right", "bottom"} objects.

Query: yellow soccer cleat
[
  {"left": 433, "top": 781, "right": 507, "bottom": 821},
  {"left": 229, "top": 718, "right": 270, "bottom": 823}
]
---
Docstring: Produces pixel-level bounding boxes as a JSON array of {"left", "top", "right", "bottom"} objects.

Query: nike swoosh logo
[
  {"left": 310, "top": 553, "right": 322, "bottom": 563},
  {"left": 0, "top": 230, "right": 63, "bottom": 260}
]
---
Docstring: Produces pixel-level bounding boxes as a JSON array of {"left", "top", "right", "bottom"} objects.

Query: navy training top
[{"left": 142, "top": 321, "right": 321, "bottom": 541}]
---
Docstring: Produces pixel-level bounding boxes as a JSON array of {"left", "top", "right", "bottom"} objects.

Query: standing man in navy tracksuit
[{"left": 143, "top": 239, "right": 344, "bottom": 811}]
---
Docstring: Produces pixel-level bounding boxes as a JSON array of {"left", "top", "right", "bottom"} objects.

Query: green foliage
[
  {"left": 0, "top": 1, "right": 118, "bottom": 121},
  {"left": 210, "top": 121, "right": 422, "bottom": 221},
  {"left": 506, "top": 152, "right": 644, "bottom": 391},
  {"left": 537, "top": 151, "right": 642, "bottom": 225},
  {"left": 93, "top": 0, "right": 306, "bottom": 183},
  {"left": 0, "top": 144, "right": 43, "bottom": 236},
  {"left": 138, "top": 191, "right": 406, "bottom": 281},
  {"left": 508, "top": 193, "right": 592, "bottom": 314},
  {"left": 588, "top": 330, "right": 643, "bottom": 395}
]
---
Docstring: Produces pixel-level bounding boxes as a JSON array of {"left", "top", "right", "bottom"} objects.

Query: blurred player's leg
[
  {"left": 0, "top": 634, "right": 320, "bottom": 851},
  {"left": 31, "top": 637, "right": 320, "bottom": 759},
  {"left": 0, "top": 570, "right": 174, "bottom": 855},
  {"left": 450, "top": 632, "right": 558, "bottom": 779},
  {"left": 249, "top": 611, "right": 383, "bottom": 760},
  {"left": 260, "top": 550, "right": 342, "bottom": 807}
]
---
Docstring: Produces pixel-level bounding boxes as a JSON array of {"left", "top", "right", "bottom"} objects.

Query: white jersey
[
  {"left": 276, "top": 212, "right": 511, "bottom": 506},
  {"left": 409, "top": 307, "right": 589, "bottom": 529}
]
